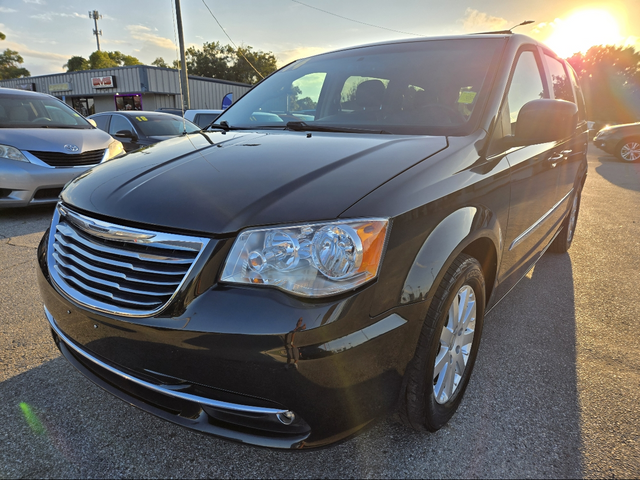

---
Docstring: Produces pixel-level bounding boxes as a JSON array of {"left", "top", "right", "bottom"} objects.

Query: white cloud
[
  {"left": 2, "top": 40, "right": 69, "bottom": 62},
  {"left": 22, "top": 0, "right": 46, "bottom": 4},
  {"left": 0, "top": 7, "right": 17, "bottom": 13},
  {"left": 30, "top": 11, "right": 84, "bottom": 21},
  {"left": 126, "top": 25, "right": 175, "bottom": 50},
  {"left": 460, "top": 8, "right": 508, "bottom": 33}
]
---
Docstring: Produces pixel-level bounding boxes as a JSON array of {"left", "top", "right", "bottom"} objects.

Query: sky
[{"left": 1, "top": 0, "right": 640, "bottom": 77}]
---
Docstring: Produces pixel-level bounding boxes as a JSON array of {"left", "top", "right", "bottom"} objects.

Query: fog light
[{"left": 277, "top": 411, "right": 296, "bottom": 425}]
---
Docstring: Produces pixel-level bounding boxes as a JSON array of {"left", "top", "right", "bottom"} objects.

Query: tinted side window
[
  {"left": 93, "top": 115, "right": 110, "bottom": 132},
  {"left": 544, "top": 54, "right": 574, "bottom": 102},
  {"left": 109, "top": 115, "right": 133, "bottom": 135},
  {"left": 505, "top": 50, "right": 546, "bottom": 134}
]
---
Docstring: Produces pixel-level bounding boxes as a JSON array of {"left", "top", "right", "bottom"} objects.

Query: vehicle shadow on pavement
[
  {"left": 0, "top": 253, "right": 582, "bottom": 479},
  {"left": 594, "top": 154, "right": 640, "bottom": 193}
]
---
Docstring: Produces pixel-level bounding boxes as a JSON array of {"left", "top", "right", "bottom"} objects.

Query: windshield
[
  {"left": 131, "top": 114, "right": 200, "bottom": 136},
  {"left": 217, "top": 38, "right": 504, "bottom": 136},
  {"left": 0, "top": 93, "right": 92, "bottom": 129}
]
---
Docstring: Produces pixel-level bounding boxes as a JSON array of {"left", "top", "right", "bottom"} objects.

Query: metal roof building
[{"left": 0, "top": 65, "right": 251, "bottom": 115}]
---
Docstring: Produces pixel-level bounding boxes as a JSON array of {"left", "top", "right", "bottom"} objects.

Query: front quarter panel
[{"left": 342, "top": 134, "right": 510, "bottom": 317}]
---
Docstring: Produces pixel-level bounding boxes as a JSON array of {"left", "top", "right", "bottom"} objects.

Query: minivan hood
[
  {"left": 0, "top": 127, "right": 114, "bottom": 153},
  {"left": 61, "top": 130, "right": 447, "bottom": 235}
]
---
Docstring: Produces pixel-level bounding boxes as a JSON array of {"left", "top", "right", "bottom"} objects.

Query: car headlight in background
[
  {"left": 221, "top": 218, "right": 389, "bottom": 297},
  {"left": 105, "top": 140, "right": 125, "bottom": 161},
  {"left": 0, "top": 144, "right": 29, "bottom": 163},
  {"left": 593, "top": 127, "right": 613, "bottom": 141}
]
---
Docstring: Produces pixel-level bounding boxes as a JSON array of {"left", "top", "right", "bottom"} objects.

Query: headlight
[
  {"left": 593, "top": 128, "right": 612, "bottom": 140},
  {"left": 0, "top": 144, "right": 29, "bottom": 163},
  {"left": 221, "top": 218, "right": 389, "bottom": 297},
  {"left": 105, "top": 140, "right": 125, "bottom": 161}
]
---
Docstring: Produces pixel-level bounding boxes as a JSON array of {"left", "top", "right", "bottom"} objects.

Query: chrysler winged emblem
[{"left": 64, "top": 144, "right": 80, "bottom": 153}]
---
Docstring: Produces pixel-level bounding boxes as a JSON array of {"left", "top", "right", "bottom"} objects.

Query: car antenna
[{"left": 474, "top": 20, "right": 535, "bottom": 35}]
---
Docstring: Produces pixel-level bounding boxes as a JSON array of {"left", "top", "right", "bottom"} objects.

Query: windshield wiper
[{"left": 285, "top": 121, "right": 391, "bottom": 135}]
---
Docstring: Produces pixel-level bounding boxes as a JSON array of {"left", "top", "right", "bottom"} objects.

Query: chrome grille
[{"left": 48, "top": 204, "right": 210, "bottom": 317}]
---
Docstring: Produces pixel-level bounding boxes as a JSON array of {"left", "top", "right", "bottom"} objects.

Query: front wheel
[
  {"left": 616, "top": 138, "right": 640, "bottom": 162},
  {"left": 399, "top": 253, "right": 485, "bottom": 431}
]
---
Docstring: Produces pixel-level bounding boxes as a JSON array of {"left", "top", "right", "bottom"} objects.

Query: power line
[
  {"left": 200, "top": 0, "right": 264, "bottom": 80},
  {"left": 290, "top": 0, "right": 423, "bottom": 37}
]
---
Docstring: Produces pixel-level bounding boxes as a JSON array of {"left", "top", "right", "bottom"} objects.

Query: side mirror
[
  {"left": 88, "top": 119, "right": 97, "bottom": 128},
  {"left": 513, "top": 99, "right": 578, "bottom": 146},
  {"left": 114, "top": 129, "right": 138, "bottom": 141}
]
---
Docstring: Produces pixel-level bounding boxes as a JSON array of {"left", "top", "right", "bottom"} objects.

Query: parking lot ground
[{"left": 0, "top": 146, "right": 638, "bottom": 478}]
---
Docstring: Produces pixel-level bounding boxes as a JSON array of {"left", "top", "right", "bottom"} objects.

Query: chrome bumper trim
[{"left": 44, "top": 305, "right": 288, "bottom": 415}]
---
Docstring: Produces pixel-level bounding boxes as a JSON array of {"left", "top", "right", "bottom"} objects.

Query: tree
[
  {"left": 567, "top": 45, "right": 640, "bottom": 124},
  {"left": 176, "top": 42, "right": 277, "bottom": 84},
  {"left": 64, "top": 51, "right": 143, "bottom": 72},
  {"left": 0, "top": 32, "right": 5, "bottom": 41},
  {"left": 64, "top": 55, "right": 90, "bottom": 72},
  {"left": 151, "top": 57, "right": 170, "bottom": 68},
  {"left": 107, "top": 51, "right": 142, "bottom": 66},
  {"left": 229, "top": 46, "right": 277, "bottom": 84},
  {"left": 0, "top": 49, "right": 30, "bottom": 80}
]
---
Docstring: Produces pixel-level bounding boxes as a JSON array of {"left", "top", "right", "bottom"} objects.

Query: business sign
[
  {"left": 16, "top": 83, "right": 36, "bottom": 91},
  {"left": 48, "top": 83, "right": 72, "bottom": 92},
  {"left": 91, "top": 76, "right": 116, "bottom": 89}
]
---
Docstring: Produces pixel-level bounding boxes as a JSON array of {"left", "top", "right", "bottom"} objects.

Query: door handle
[{"left": 547, "top": 153, "right": 564, "bottom": 166}]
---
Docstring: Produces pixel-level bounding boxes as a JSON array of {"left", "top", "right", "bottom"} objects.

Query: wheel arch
[{"left": 400, "top": 206, "right": 501, "bottom": 309}]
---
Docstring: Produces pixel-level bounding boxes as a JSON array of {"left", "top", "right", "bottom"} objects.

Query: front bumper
[
  {"left": 37, "top": 230, "right": 422, "bottom": 449},
  {"left": 592, "top": 136, "right": 617, "bottom": 154},
  {"left": 0, "top": 159, "right": 91, "bottom": 207}
]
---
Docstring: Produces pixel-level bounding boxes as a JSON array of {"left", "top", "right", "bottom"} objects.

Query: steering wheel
[{"left": 32, "top": 117, "right": 52, "bottom": 123}]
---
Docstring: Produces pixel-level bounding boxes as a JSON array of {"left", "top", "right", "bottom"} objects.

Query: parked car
[
  {"left": 593, "top": 122, "right": 640, "bottom": 162},
  {"left": 38, "top": 33, "right": 587, "bottom": 449},
  {"left": 0, "top": 88, "right": 123, "bottom": 208},
  {"left": 184, "top": 109, "right": 223, "bottom": 128},
  {"left": 89, "top": 111, "right": 200, "bottom": 152}
]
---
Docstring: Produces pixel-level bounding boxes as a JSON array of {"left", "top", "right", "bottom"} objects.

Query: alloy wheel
[
  {"left": 433, "top": 285, "right": 476, "bottom": 404},
  {"left": 620, "top": 141, "right": 640, "bottom": 162}
]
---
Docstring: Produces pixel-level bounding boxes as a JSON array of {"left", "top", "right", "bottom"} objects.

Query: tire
[
  {"left": 616, "top": 137, "right": 640, "bottom": 162},
  {"left": 399, "top": 253, "right": 486, "bottom": 432},
  {"left": 548, "top": 186, "right": 582, "bottom": 254}
]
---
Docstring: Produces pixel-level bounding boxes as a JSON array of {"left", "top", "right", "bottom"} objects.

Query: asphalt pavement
[{"left": 0, "top": 145, "right": 638, "bottom": 478}]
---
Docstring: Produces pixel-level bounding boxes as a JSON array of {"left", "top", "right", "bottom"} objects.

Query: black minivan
[{"left": 38, "top": 33, "right": 587, "bottom": 449}]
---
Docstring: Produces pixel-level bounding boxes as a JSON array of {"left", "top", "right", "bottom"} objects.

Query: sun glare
[{"left": 543, "top": 9, "right": 623, "bottom": 58}]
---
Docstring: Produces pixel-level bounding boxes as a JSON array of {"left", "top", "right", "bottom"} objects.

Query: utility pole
[
  {"left": 174, "top": 0, "right": 190, "bottom": 110},
  {"left": 89, "top": 10, "right": 103, "bottom": 51}
]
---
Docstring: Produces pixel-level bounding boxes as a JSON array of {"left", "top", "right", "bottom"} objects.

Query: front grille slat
[
  {"left": 56, "top": 224, "right": 194, "bottom": 265},
  {"left": 53, "top": 235, "right": 188, "bottom": 276},
  {"left": 29, "top": 149, "right": 106, "bottom": 167},
  {"left": 48, "top": 205, "right": 210, "bottom": 316},
  {"left": 52, "top": 245, "right": 181, "bottom": 287},
  {"left": 53, "top": 253, "right": 177, "bottom": 297},
  {"left": 54, "top": 266, "right": 163, "bottom": 308}
]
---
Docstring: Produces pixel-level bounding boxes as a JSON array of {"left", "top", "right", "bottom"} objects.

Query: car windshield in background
[
  {"left": 217, "top": 38, "right": 504, "bottom": 136},
  {"left": 0, "top": 93, "right": 92, "bottom": 129},
  {"left": 131, "top": 114, "right": 200, "bottom": 136}
]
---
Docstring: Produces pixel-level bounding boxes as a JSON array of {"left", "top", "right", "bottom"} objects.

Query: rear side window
[
  {"left": 92, "top": 115, "right": 110, "bottom": 132},
  {"left": 566, "top": 65, "right": 587, "bottom": 121},
  {"left": 109, "top": 115, "right": 133, "bottom": 135},
  {"left": 544, "top": 54, "right": 574, "bottom": 103}
]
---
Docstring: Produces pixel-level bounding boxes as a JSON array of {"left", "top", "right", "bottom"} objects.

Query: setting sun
[{"left": 543, "top": 9, "right": 623, "bottom": 58}]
